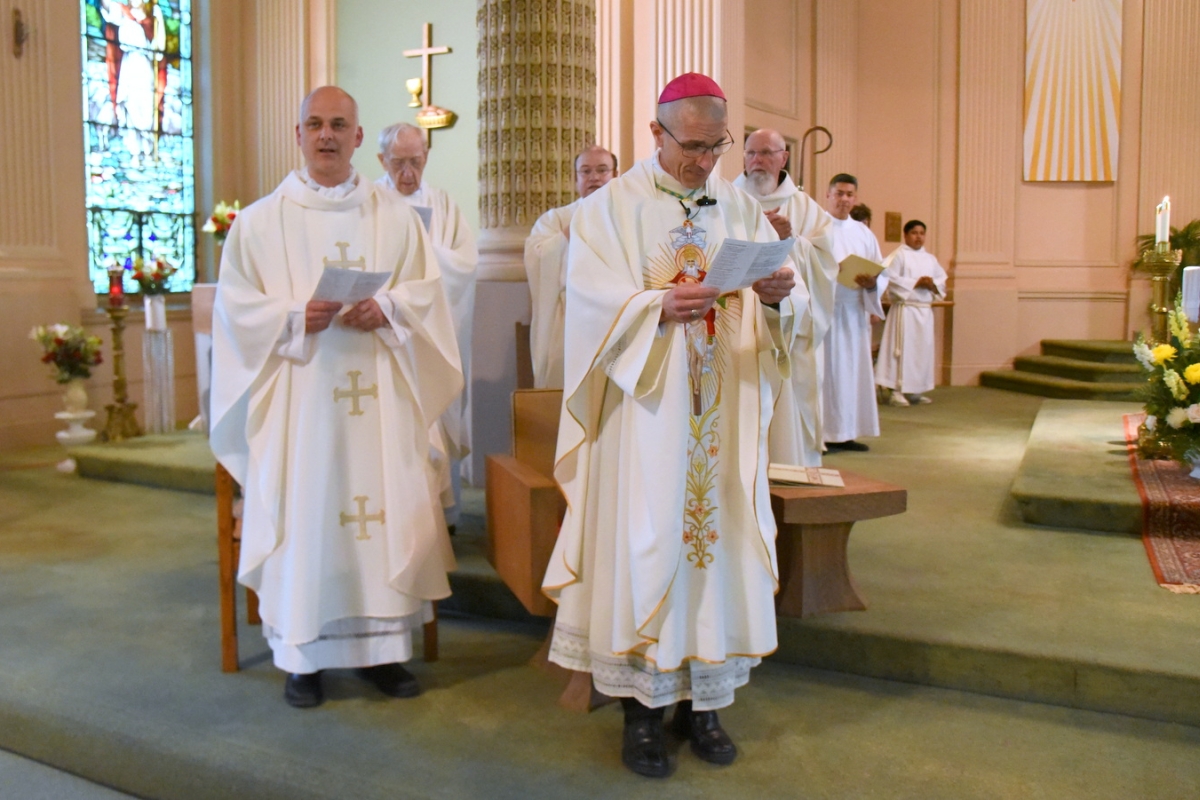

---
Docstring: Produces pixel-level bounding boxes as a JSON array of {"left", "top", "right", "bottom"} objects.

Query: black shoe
[
  {"left": 622, "top": 716, "right": 673, "bottom": 778},
  {"left": 828, "top": 440, "right": 869, "bottom": 452},
  {"left": 284, "top": 672, "right": 323, "bottom": 708},
  {"left": 671, "top": 703, "right": 738, "bottom": 765},
  {"left": 356, "top": 663, "right": 421, "bottom": 698}
]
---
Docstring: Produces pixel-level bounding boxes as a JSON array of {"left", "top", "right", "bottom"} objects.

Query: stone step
[
  {"left": 1040, "top": 339, "right": 1138, "bottom": 364},
  {"left": 1012, "top": 354, "right": 1144, "bottom": 384},
  {"left": 979, "top": 369, "right": 1140, "bottom": 400}
]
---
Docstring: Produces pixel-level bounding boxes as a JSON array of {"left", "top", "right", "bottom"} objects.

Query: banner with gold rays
[{"left": 1024, "top": 0, "right": 1122, "bottom": 182}]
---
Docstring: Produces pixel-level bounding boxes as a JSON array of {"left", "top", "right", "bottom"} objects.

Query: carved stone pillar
[{"left": 476, "top": 0, "right": 597, "bottom": 279}]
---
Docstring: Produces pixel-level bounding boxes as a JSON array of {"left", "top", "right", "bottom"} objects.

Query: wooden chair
[
  {"left": 515, "top": 322, "right": 535, "bottom": 390},
  {"left": 216, "top": 463, "right": 439, "bottom": 671}
]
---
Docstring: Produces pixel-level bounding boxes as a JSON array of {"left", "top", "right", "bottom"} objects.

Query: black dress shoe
[
  {"left": 356, "top": 663, "right": 421, "bottom": 698},
  {"left": 828, "top": 440, "right": 869, "bottom": 452},
  {"left": 671, "top": 704, "right": 738, "bottom": 765},
  {"left": 284, "top": 672, "right": 323, "bottom": 708},
  {"left": 622, "top": 716, "right": 673, "bottom": 778}
]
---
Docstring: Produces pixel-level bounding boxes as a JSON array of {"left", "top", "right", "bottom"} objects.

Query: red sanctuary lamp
[{"left": 100, "top": 261, "right": 141, "bottom": 441}]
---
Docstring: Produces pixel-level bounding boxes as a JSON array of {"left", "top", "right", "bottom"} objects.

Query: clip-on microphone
[{"left": 696, "top": 196, "right": 717, "bottom": 207}]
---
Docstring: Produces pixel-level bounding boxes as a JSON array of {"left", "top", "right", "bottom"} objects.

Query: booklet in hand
[
  {"left": 310, "top": 267, "right": 390, "bottom": 305},
  {"left": 837, "top": 254, "right": 884, "bottom": 289},
  {"left": 700, "top": 238, "right": 793, "bottom": 294}
]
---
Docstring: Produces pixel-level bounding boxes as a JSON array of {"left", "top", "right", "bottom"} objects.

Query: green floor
[{"left": 1, "top": 387, "right": 1198, "bottom": 798}]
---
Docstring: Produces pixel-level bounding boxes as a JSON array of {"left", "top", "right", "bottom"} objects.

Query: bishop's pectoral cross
[
  {"left": 333, "top": 370, "right": 378, "bottom": 416},
  {"left": 323, "top": 242, "right": 366, "bottom": 270},
  {"left": 340, "top": 495, "right": 385, "bottom": 541}
]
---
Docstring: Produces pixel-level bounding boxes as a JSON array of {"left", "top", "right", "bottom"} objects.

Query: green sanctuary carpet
[{"left": 2, "top": 388, "right": 1199, "bottom": 798}]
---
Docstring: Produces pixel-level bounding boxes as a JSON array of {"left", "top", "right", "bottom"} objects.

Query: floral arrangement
[
  {"left": 201, "top": 200, "right": 240, "bottom": 245},
  {"left": 1134, "top": 297, "right": 1200, "bottom": 460},
  {"left": 131, "top": 257, "right": 177, "bottom": 295},
  {"left": 30, "top": 324, "right": 103, "bottom": 384}
]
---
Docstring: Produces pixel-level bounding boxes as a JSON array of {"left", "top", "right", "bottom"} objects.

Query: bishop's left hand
[
  {"left": 341, "top": 298, "right": 388, "bottom": 331},
  {"left": 752, "top": 267, "right": 795, "bottom": 306}
]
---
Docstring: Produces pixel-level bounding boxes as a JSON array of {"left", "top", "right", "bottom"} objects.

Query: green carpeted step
[
  {"left": 71, "top": 432, "right": 217, "bottom": 494},
  {"left": 980, "top": 369, "right": 1139, "bottom": 400},
  {"left": 1012, "top": 354, "right": 1144, "bottom": 384},
  {"left": 1040, "top": 339, "right": 1137, "bottom": 364}
]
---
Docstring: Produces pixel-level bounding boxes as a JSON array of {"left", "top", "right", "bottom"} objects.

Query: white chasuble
[
  {"left": 543, "top": 155, "right": 793, "bottom": 710},
  {"left": 822, "top": 217, "right": 887, "bottom": 444},
  {"left": 211, "top": 172, "right": 462, "bottom": 672},
  {"left": 875, "top": 245, "right": 947, "bottom": 395},
  {"left": 523, "top": 200, "right": 580, "bottom": 389},
  {"left": 734, "top": 173, "right": 836, "bottom": 466}
]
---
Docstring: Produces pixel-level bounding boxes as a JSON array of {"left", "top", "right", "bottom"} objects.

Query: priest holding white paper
[
  {"left": 822, "top": 173, "right": 886, "bottom": 451},
  {"left": 875, "top": 220, "right": 947, "bottom": 405},
  {"left": 211, "top": 87, "right": 462, "bottom": 709},
  {"left": 734, "top": 128, "right": 838, "bottom": 466},
  {"left": 376, "top": 122, "right": 478, "bottom": 528},
  {"left": 542, "top": 73, "right": 795, "bottom": 779}
]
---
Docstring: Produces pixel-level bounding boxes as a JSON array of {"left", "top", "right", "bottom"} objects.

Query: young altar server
[{"left": 876, "top": 219, "right": 947, "bottom": 405}]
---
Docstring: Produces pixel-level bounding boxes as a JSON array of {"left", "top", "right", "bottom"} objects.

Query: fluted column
[{"left": 476, "top": 0, "right": 597, "bottom": 280}]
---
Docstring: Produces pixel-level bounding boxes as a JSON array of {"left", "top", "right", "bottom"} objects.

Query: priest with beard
[
  {"left": 376, "top": 122, "right": 478, "bottom": 529},
  {"left": 822, "top": 173, "right": 887, "bottom": 452},
  {"left": 211, "top": 87, "right": 462, "bottom": 709},
  {"left": 542, "top": 73, "right": 796, "bottom": 778},
  {"left": 523, "top": 144, "right": 618, "bottom": 388},
  {"left": 733, "top": 128, "right": 838, "bottom": 466}
]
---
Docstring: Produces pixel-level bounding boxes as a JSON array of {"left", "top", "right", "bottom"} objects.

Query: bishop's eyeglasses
[{"left": 655, "top": 120, "right": 735, "bottom": 159}]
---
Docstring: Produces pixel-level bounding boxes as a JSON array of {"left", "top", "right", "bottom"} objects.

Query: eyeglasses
[
  {"left": 576, "top": 166, "right": 613, "bottom": 177},
  {"left": 385, "top": 157, "right": 425, "bottom": 172},
  {"left": 744, "top": 148, "right": 786, "bottom": 160},
  {"left": 656, "top": 120, "right": 734, "bottom": 158}
]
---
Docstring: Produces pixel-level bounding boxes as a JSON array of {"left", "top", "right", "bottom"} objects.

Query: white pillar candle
[
  {"left": 1184, "top": 266, "right": 1200, "bottom": 324},
  {"left": 1156, "top": 195, "right": 1171, "bottom": 244}
]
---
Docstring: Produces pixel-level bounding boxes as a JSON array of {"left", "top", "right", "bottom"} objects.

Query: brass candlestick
[
  {"left": 101, "top": 305, "right": 143, "bottom": 442},
  {"left": 1139, "top": 240, "right": 1183, "bottom": 344}
]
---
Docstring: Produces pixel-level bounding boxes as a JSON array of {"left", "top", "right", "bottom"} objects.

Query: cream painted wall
[{"left": 336, "top": 0, "right": 480, "bottom": 232}]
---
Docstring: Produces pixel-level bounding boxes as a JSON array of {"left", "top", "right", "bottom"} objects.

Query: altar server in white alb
[
  {"left": 376, "top": 122, "right": 478, "bottom": 528},
  {"left": 211, "top": 87, "right": 462, "bottom": 709},
  {"left": 524, "top": 145, "right": 618, "bottom": 388},
  {"left": 734, "top": 128, "right": 837, "bottom": 466},
  {"left": 543, "top": 73, "right": 797, "bottom": 779},
  {"left": 822, "top": 173, "right": 887, "bottom": 452},
  {"left": 875, "top": 219, "right": 947, "bottom": 406}
]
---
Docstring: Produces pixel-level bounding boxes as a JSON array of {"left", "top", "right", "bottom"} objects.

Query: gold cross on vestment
[
  {"left": 404, "top": 23, "right": 451, "bottom": 145},
  {"left": 323, "top": 242, "right": 366, "bottom": 270},
  {"left": 340, "top": 495, "right": 385, "bottom": 541},
  {"left": 333, "top": 370, "right": 378, "bottom": 416}
]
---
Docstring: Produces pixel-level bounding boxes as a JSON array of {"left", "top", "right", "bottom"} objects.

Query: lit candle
[
  {"left": 1156, "top": 195, "right": 1171, "bottom": 244},
  {"left": 107, "top": 263, "right": 125, "bottom": 308}
]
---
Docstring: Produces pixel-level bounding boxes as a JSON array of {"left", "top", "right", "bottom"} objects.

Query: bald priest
[{"left": 542, "top": 73, "right": 797, "bottom": 778}]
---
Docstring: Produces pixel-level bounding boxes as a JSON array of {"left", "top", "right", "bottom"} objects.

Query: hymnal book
[
  {"left": 836, "top": 254, "right": 884, "bottom": 289},
  {"left": 767, "top": 463, "right": 845, "bottom": 488}
]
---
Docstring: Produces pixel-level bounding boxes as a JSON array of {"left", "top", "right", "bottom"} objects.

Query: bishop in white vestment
[
  {"left": 376, "top": 122, "right": 478, "bottom": 524},
  {"left": 210, "top": 88, "right": 461, "bottom": 708},
  {"left": 821, "top": 173, "right": 887, "bottom": 451},
  {"left": 733, "top": 128, "right": 837, "bottom": 466},
  {"left": 876, "top": 220, "right": 947, "bottom": 404},
  {"left": 542, "top": 74, "right": 796, "bottom": 778},
  {"left": 524, "top": 145, "right": 617, "bottom": 388}
]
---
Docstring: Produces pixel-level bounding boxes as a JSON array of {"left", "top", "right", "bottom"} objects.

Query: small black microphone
[{"left": 696, "top": 196, "right": 717, "bottom": 207}]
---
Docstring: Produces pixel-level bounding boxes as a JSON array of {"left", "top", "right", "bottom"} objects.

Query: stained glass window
[{"left": 81, "top": 0, "right": 194, "bottom": 294}]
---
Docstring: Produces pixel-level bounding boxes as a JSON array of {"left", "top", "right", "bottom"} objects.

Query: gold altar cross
[
  {"left": 333, "top": 370, "right": 378, "bottom": 416},
  {"left": 403, "top": 23, "right": 451, "bottom": 145},
  {"left": 340, "top": 495, "right": 385, "bottom": 541},
  {"left": 323, "top": 242, "right": 366, "bottom": 270}
]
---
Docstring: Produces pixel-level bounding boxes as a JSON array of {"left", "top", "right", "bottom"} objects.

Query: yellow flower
[
  {"left": 1185, "top": 364, "right": 1200, "bottom": 385},
  {"left": 1151, "top": 344, "right": 1178, "bottom": 365}
]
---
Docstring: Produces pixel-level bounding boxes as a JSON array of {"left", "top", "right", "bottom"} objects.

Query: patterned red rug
[{"left": 1124, "top": 413, "right": 1200, "bottom": 593}]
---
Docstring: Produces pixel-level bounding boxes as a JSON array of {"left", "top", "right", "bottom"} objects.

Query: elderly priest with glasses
[{"left": 541, "top": 73, "right": 797, "bottom": 778}]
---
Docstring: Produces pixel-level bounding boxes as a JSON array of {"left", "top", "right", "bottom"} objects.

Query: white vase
[
  {"left": 144, "top": 294, "right": 167, "bottom": 331},
  {"left": 56, "top": 378, "right": 97, "bottom": 449},
  {"left": 62, "top": 378, "right": 88, "bottom": 414},
  {"left": 1186, "top": 448, "right": 1200, "bottom": 480}
]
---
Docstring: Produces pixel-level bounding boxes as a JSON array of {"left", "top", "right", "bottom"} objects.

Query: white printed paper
[
  {"left": 701, "top": 238, "right": 793, "bottom": 294},
  {"left": 310, "top": 267, "right": 390, "bottom": 305},
  {"left": 412, "top": 206, "right": 433, "bottom": 232}
]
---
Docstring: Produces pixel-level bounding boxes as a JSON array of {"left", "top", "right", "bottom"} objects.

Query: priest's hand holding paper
[
  {"left": 305, "top": 300, "right": 343, "bottom": 334},
  {"left": 341, "top": 298, "right": 388, "bottom": 331},
  {"left": 662, "top": 282, "right": 720, "bottom": 324},
  {"left": 752, "top": 267, "right": 795, "bottom": 306}
]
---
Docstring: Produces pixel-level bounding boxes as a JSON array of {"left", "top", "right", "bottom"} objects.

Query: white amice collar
[{"left": 298, "top": 167, "right": 359, "bottom": 199}]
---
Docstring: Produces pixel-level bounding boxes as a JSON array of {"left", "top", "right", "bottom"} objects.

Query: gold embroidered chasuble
[{"left": 544, "top": 155, "right": 794, "bottom": 709}]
